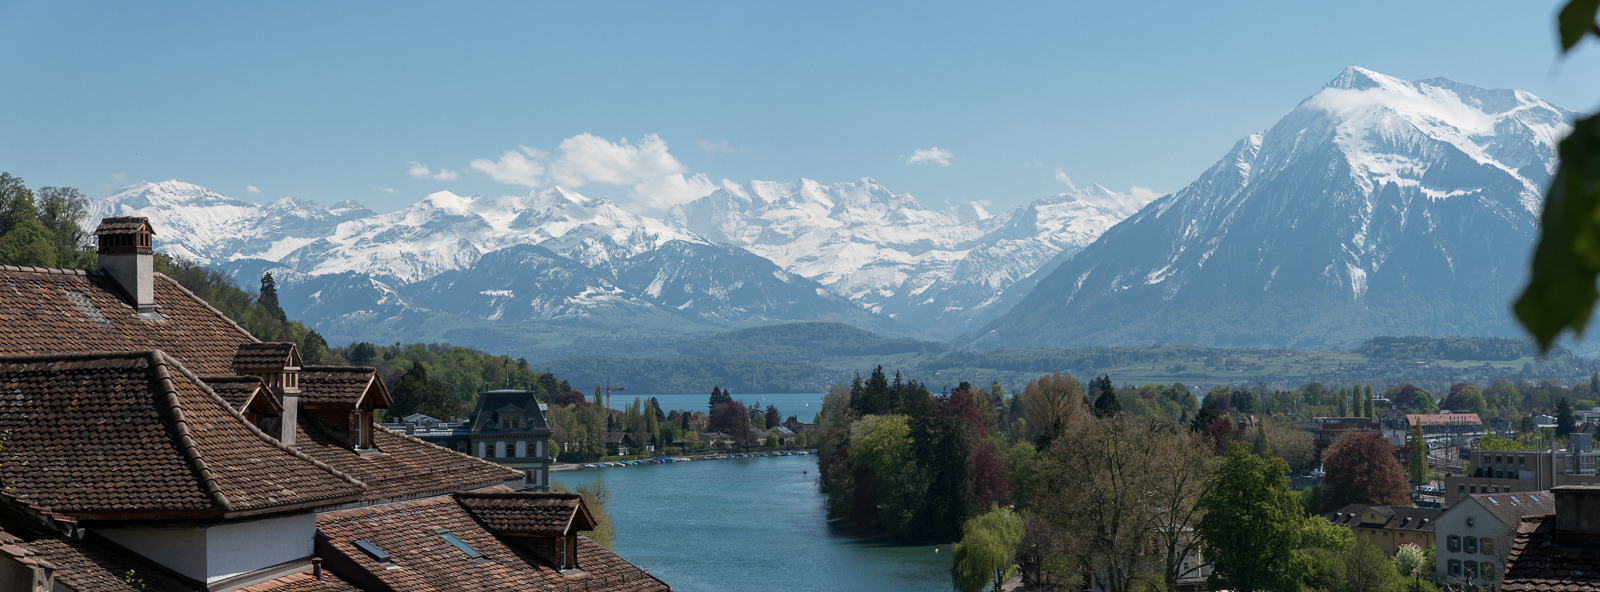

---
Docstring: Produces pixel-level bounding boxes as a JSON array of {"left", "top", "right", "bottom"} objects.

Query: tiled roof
[
  {"left": 294, "top": 422, "right": 522, "bottom": 504},
  {"left": 317, "top": 492, "right": 670, "bottom": 592},
  {"left": 200, "top": 374, "right": 276, "bottom": 414},
  {"left": 233, "top": 342, "right": 301, "bottom": 372},
  {"left": 236, "top": 569, "right": 365, "bottom": 592},
  {"left": 1467, "top": 491, "right": 1556, "bottom": 529},
  {"left": 91, "top": 217, "right": 153, "bottom": 235},
  {"left": 1323, "top": 504, "right": 1441, "bottom": 533},
  {"left": 300, "top": 366, "right": 389, "bottom": 409},
  {"left": 0, "top": 268, "right": 256, "bottom": 375},
  {"left": 1407, "top": 413, "right": 1483, "bottom": 426},
  {"left": 1503, "top": 515, "right": 1600, "bottom": 592},
  {"left": 0, "top": 351, "right": 363, "bottom": 518},
  {"left": 455, "top": 491, "right": 594, "bottom": 536},
  {"left": 6, "top": 532, "right": 200, "bottom": 592},
  {"left": 606, "top": 432, "right": 632, "bottom": 444}
]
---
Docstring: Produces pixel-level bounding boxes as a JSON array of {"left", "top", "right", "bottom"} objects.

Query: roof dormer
[{"left": 232, "top": 342, "right": 302, "bottom": 445}]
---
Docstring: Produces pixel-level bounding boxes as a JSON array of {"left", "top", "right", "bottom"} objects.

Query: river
[
  {"left": 553, "top": 455, "right": 954, "bottom": 592},
  {"left": 606, "top": 392, "right": 826, "bottom": 423}
]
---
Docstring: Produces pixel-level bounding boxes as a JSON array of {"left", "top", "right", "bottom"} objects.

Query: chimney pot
[{"left": 311, "top": 557, "right": 322, "bottom": 581}]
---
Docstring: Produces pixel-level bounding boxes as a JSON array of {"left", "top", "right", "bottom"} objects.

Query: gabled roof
[
  {"left": 0, "top": 267, "right": 256, "bottom": 375},
  {"left": 293, "top": 423, "right": 523, "bottom": 504},
  {"left": 91, "top": 217, "right": 155, "bottom": 235},
  {"left": 1323, "top": 504, "right": 1441, "bottom": 533},
  {"left": 1503, "top": 515, "right": 1600, "bottom": 592},
  {"left": 300, "top": 366, "right": 390, "bottom": 409},
  {"left": 317, "top": 491, "right": 669, "bottom": 592},
  {"left": 605, "top": 432, "right": 632, "bottom": 445},
  {"left": 1461, "top": 491, "right": 1556, "bottom": 529},
  {"left": 0, "top": 351, "right": 364, "bottom": 519},
  {"left": 454, "top": 491, "right": 596, "bottom": 537},
  {"left": 1407, "top": 413, "right": 1482, "bottom": 426},
  {"left": 468, "top": 390, "right": 549, "bottom": 433},
  {"left": 233, "top": 342, "right": 302, "bottom": 373},
  {"left": 200, "top": 374, "right": 280, "bottom": 415}
]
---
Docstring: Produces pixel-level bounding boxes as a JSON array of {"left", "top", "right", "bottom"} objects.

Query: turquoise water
[
  {"left": 554, "top": 455, "right": 953, "bottom": 592},
  {"left": 607, "top": 392, "right": 825, "bottom": 423}
]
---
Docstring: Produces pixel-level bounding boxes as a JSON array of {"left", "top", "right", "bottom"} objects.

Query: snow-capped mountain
[
  {"left": 963, "top": 66, "right": 1575, "bottom": 350},
  {"left": 665, "top": 179, "right": 1152, "bottom": 335}
]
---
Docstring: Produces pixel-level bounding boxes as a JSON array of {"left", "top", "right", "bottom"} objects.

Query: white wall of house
[
  {"left": 97, "top": 512, "right": 315, "bottom": 583},
  {"left": 1435, "top": 498, "right": 1513, "bottom": 591}
]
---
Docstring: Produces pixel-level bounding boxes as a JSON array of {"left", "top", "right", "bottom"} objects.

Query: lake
[
  {"left": 553, "top": 455, "right": 954, "bottom": 592},
  {"left": 606, "top": 392, "right": 826, "bottom": 422}
]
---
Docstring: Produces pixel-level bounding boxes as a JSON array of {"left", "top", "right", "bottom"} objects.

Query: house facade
[
  {"left": 1323, "top": 504, "right": 1440, "bottom": 557},
  {"left": 1434, "top": 491, "right": 1552, "bottom": 591}
]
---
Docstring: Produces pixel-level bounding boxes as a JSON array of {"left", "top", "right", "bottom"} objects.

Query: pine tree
[
  {"left": 1556, "top": 397, "right": 1576, "bottom": 437},
  {"left": 708, "top": 385, "right": 731, "bottom": 412},
  {"left": 1337, "top": 388, "right": 1348, "bottom": 417},
  {"left": 1091, "top": 375, "right": 1120, "bottom": 418},
  {"left": 1363, "top": 389, "right": 1374, "bottom": 419},
  {"left": 1591, "top": 371, "right": 1599, "bottom": 398},
  {"left": 258, "top": 273, "right": 287, "bottom": 322}
]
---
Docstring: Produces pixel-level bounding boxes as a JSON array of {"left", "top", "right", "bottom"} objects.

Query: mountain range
[{"left": 86, "top": 66, "right": 1574, "bottom": 356}]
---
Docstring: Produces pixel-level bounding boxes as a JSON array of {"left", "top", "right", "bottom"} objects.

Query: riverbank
[{"left": 551, "top": 450, "right": 817, "bottom": 471}]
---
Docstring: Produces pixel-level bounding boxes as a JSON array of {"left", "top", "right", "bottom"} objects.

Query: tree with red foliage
[
  {"left": 765, "top": 404, "right": 780, "bottom": 429},
  {"left": 554, "top": 390, "right": 589, "bottom": 407},
  {"left": 1204, "top": 416, "right": 1243, "bottom": 455},
  {"left": 1321, "top": 431, "right": 1411, "bottom": 512},
  {"left": 947, "top": 387, "right": 1011, "bottom": 509},
  {"left": 709, "top": 400, "right": 752, "bottom": 448}
]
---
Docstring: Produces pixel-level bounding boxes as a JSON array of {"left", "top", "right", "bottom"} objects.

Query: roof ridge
[
  {"left": 0, "top": 350, "right": 159, "bottom": 364},
  {"left": 147, "top": 351, "right": 233, "bottom": 512},
  {"left": 160, "top": 352, "right": 369, "bottom": 492},
  {"left": 454, "top": 490, "right": 581, "bottom": 499},
  {"left": 152, "top": 273, "right": 259, "bottom": 343},
  {"left": 197, "top": 374, "right": 264, "bottom": 383},
  {"left": 0, "top": 265, "right": 89, "bottom": 277},
  {"left": 302, "top": 365, "right": 378, "bottom": 372}
]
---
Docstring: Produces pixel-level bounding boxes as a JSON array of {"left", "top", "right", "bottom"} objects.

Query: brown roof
[
  {"left": 200, "top": 374, "right": 278, "bottom": 414},
  {"left": 455, "top": 491, "right": 595, "bottom": 537},
  {"left": 1323, "top": 504, "right": 1441, "bottom": 533},
  {"left": 316, "top": 491, "right": 669, "bottom": 592},
  {"left": 233, "top": 342, "right": 302, "bottom": 372},
  {"left": 1503, "top": 515, "right": 1600, "bottom": 592},
  {"left": 1, "top": 530, "right": 198, "bottom": 592},
  {"left": 294, "top": 422, "right": 522, "bottom": 504},
  {"left": 1464, "top": 491, "right": 1556, "bottom": 529},
  {"left": 300, "top": 366, "right": 390, "bottom": 409},
  {"left": 236, "top": 569, "right": 366, "bottom": 592},
  {"left": 0, "top": 351, "right": 363, "bottom": 519},
  {"left": 91, "top": 217, "right": 154, "bottom": 235},
  {"left": 1407, "top": 413, "right": 1483, "bottom": 426},
  {"left": 0, "top": 267, "right": 256, "bottom": 375}
]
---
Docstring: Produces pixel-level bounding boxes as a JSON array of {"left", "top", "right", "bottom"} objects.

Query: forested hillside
[{"left": 680, "top": 322, "right": 949, "bottom": 361}]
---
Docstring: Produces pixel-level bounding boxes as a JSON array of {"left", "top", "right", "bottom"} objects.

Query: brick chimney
[
  {"left": 92, "top": 217, "right": 157, "bottom": 314},
  {"left": 1553, "top": 485, "right": 1600, "bottom": 541}
]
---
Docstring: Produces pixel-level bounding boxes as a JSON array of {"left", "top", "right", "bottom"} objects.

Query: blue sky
[{"left": 2, "top": 1, "right": 1597, "bottom": 214}]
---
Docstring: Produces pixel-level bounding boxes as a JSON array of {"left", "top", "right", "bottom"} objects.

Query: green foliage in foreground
[
  {"left": 952, "top": 507, "right": 1024, "bottom": 592},
  {"left": 550, "top": 478, "right": 616, "bottom": 550}
]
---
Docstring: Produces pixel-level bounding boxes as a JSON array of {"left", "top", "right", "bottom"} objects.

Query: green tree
[
  {"left": 34, "top": 186, "right": 92, "bottom": 268},
  {"left": 951, "top": 507, "right": 1025, "bottom": 592},
  {"left": 1197, "top": 442, "right": 1308, "bottom": 592},
  {"left": 258, "top": 273, "right": 287, "bottom": 322},
  {"left": 0, "top": 173, "right": 38, "bottom": 236},
  {"left": 1003, "top": 441, "right": 1039, "bottom": 511},
  {"left": 1557, "top": 396, "right": 1576, "bottom": 436},
  {"left": 0, "top": 219, "right": 58, "bottom": 268},
  {"left": 708, "top": 385, "right": 730, "bottom": 412},
  {"left": 551, "top": 478, "right": 616, "bottom": 549},
  {"left": 1090, "top": 375, "right": 1120, "bottom": 418},
  {"left": 1393, "top": 543, "right": 1428, "bottom": 579},
  {"left": 1407, "top": 423, "right": 1429, "bottom": 485},
  {"left": 1341, "top": 539, "right": 1402, "bottom": 592},
  {"left": 1363, "top": 388, "right": 1375, "bottom": 420},
  {"left": 389, "top": 361, "right": 459, "bottom": 421}
]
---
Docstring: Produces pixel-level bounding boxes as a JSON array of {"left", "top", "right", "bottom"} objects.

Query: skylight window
[
  {"left": 1511, "top": 496, "right": 1522, "bottom": 503},
  {"left": 355, "top": 540, "right": 391, "bottom": 562},
  {"left": 1530, "top": 495, "right": 1541, "bottom": 502},
  {"left": 1488, "top": 497, "right": 1499, "bottom": 504},
  {"left": 435, "top": 529, "right": 485, "bottom": 560}
]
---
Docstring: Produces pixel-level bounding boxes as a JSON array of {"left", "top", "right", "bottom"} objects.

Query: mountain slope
[{"left": 963, "top": 67, "right": 1573, "bottom": 350}]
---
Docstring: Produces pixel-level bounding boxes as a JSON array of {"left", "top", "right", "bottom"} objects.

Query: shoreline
[{"left": 550, "top": 450, "right": 817, "bottom": 471}]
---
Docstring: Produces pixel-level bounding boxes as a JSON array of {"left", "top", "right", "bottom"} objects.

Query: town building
[
  {"left": 0, "top": 216, "right": 667, "bottom": 591},
  {"left": 1323, "top": 504, "right": 1440, "bottom": 556},
  {"left": 1443, "top": 447, "right": 1600, "bottom": 506},
  {"left": 1312, "top": 417, "right": 1379, "bottom": 463},
  {"left": 1433, "top": 491, "right": 1552, "bottom": 590},
  {"left": 405, "top": 390, "right": 555, "bottom": 490},
  {"left": 1501, "top": 485, "right": 1600, "bottom": 592}
]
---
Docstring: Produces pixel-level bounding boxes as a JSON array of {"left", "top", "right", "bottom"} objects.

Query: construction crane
[{"left": 604, "top": 380, "right": 626, "bottom": 411}]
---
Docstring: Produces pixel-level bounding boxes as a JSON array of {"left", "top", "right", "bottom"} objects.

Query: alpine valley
[{"left": 88, "top": 67, "right": 1575, "bottom": 359}]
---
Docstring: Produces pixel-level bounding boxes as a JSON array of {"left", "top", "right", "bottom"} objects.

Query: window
[
  {"left": 434, "top": 529, "right": 485, "bottom": 560},
  {"left": 1448, "top": 535, "right": 1461, "bottom": 553},
  {"left": 536, "top": 440, "right": 545, "bottom": 458},
  {"left": 1481, "top": 537, "right": 1494, "bottom": 556},
  {"left": 355, "top": 540, "right": 391, "bottom": 562},
  {"left": 1465, "top": 536, "right": 1478, "bottom": 554},
  {"left": 1481, "top": 562, "right": 1495, "bottom": 580},
  {"left": 1448, "top": 560, "right": 1461, "bottom": 577},
  {"left": 1465, "top": 561, "right": 1478, "bottom": 578}
]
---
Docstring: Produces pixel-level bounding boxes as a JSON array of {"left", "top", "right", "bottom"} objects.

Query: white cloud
[
  {"left": 1053, "top": 167, "right": 1077, "bottom": 191},
  {"left": 376, "top": 186, "right": 397, "bottom": 193},
  {"left": 408, "top": 161, "right": 460, "bottom": 181},
  {"left": 697, "top": 139, "right": 745, "bottom": 158},
  {"left": 111, "top": 172, "right": 126, "bottom": 181},
  {"left": 470, "top": 133, "right": 718, "bottom": 209},
  {"left": 246, "top": 185, "right": 260, "bottom": 194},
  {"left": 906, "top": 147, "right": 954, "bottom": 166},
  {"left": 469, "top": 147, "right": 547, "bottom": 187}
]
